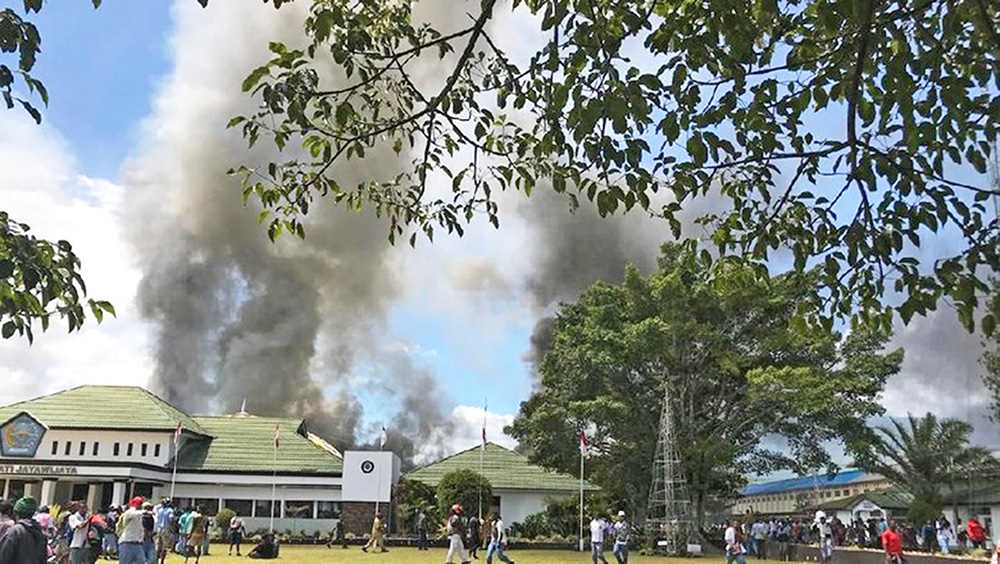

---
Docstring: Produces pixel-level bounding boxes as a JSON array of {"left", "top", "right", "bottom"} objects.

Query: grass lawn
[{"left": 160, "top": 545, "right": 737, "bottom": 564}]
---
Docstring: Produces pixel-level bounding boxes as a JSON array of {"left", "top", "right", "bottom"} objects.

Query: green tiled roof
[
  {"left": 818, "top": 489, "right": 913, "bottom": 511},
  {"left": 178, "top": 416, "right": 343, "bottom": 475},
  {"left": 405, "top": 443, "right": 597, "bottom": 492},
  {"left": 0, "top": 385, "right": 209, "bottom": 436}
]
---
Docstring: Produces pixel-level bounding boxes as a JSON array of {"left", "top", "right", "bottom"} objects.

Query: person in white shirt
[
  {"left": 751, "top": 519, "right": 768, "bottom": 558},
  {"left": 485, "top": 513, "right": 513, "bottom": 564},
  {"left": 117, "top": 496, "right": 147, "bottom": 564},
  {"left": 612, "top": 511, "right": 631, "bottom": 564},
  {"left": 813, "top": 515, "right": 833, "bottom": 563},
  {"left": 725, "top": 519, "right": 747, "bottom": 564},
  {"left": 590, "top": 514, "right": 609, "bottom": 564},
  {"left": 67, "top": 502, "right": 91, "bottom": 564}
]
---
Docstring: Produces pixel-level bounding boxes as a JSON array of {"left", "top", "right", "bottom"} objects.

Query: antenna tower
[{"left": 646, "top": 377, "right": 693, "bottom": 555}]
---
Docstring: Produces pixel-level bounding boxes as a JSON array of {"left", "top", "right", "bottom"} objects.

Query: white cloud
[
  {"left": 442, "top": 404, "right": 518, "bottom": 455},
  {"left": 0, "top": 112, "right": 152, "bottom": 406}
]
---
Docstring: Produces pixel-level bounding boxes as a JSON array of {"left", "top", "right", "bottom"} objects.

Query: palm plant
[{"left": 853, "top": 413, "right": 999, "bottom": 523}]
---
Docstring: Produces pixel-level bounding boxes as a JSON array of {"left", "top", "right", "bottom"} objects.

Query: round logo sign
[{"left": 361, "top": 460, "right": 375, "bottom": 474}]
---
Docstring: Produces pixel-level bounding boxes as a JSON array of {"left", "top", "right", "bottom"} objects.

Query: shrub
[
  {"left": 215, "top": 507, "right": 236, "bottom": 532},
  {"left": 436, "top": 469, "right": 492, "bottom": 519}
]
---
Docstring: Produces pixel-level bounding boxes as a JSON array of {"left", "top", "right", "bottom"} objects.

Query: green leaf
[{"left": 1, "top": 322, "right": 14, "bottom": 339}]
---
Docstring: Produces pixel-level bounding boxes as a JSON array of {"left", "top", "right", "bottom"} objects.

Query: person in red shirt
[
  {"left": 967, "top": 518, "right": 987, "bottom": 550},
  {"left": 881, "top": 521, "right": 904, "bottom": 564}
]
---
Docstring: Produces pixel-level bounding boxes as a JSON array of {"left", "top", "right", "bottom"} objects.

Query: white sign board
[{"left": 342, "top": 451, "right": 400, "bottom": 503}]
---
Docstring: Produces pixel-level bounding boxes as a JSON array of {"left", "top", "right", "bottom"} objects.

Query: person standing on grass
[
  {"left": 445, "top": 504, "right": 470, "bottom": 564},
  {"left": 590, "top": 513, "right": 609, "bottom": 564},
  {"left": 612, "top": 511, "right": 631, "bottom": 564},
  {"left": 116, "top": 496, "right": 146, "bottom": 564},
  {"left": 725, "top": 519, "right": 747, "bottom": 564},
  {"left": 182, "top": 506, "right": 205, "bottom": 564},
  {"left": 751, "top": 518, "right": 767, "bottom": 558},
  {"left": 228, "top": 511, "right": 247, "bottom": 556},
  {"left": 485, "top": 512, "right": 513, "bottom": 564},
  {"left": 882, "top": 520, "right": 904, "bottom": 564},
  {"left": 936, "top": 515, "right": 954, "bottom": 555},
  {"left": 361, "top": 510, "right": 388, "bottom": 553},
  {"left": 416, "top": 510, "right": 429, "bottom": 551}
]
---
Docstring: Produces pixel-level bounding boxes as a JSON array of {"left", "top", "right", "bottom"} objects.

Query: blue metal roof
[{"left": 740, "top": 469, "right": 871, "bottom": 496}]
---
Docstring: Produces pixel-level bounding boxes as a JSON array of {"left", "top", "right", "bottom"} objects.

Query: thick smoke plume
[{"left": 125, "top": 1, "right": 456, "bottom": 461}]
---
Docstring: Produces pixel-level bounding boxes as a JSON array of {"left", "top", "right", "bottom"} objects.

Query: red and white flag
[
  {"left": 274, "top": 424, "right": 281, "bottom": 450},
  {"left": 580, "top": 430, "right": 588, "bottom": 456},
  {"left": 481, "top": 401, "right": 488, "bottom": 451},
  {"left": 173, "top": 422, "right": 182, "bottom": 448}
]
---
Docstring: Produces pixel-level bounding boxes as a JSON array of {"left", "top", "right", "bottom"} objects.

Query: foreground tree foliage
[
  {"left": 506, "top": 243, "right": 903, "bottom": 525},
  {"left": 235, "top": 0, "right": 1000, "bottom": 334},
  {"left": 852, "top": 412, "right": 1000, "bottom": 524},
  {"left": 0, "top": 0, "right": 121, "bottom": 341},
  {"left": 982, "top": 281, "right": 1000, "bottom": 418}
]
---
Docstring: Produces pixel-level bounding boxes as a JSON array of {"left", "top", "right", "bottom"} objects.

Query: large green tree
[
  {"left": 435, "top": 469, "right": 492, "bottom": 519},
  {"left": 506, "top": 243, "right": 903, "bottom": 526},
  {"left": 852, "top": 412, "right": 1000, "bottom": 524},
  {"left": 234, "top": 0, "right": 1000, "bottom": 335}
]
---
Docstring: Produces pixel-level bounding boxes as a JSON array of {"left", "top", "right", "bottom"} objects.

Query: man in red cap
[
  {"left": 445, "top": 503, "right": 470, "bottom": 564},
  {"left": 117, "top": 497, "right": 146, "bottom": 564}
]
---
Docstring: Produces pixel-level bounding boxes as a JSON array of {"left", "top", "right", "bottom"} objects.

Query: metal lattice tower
[{"left": 646, "top": 380, "right": 693, "bottom": 555}]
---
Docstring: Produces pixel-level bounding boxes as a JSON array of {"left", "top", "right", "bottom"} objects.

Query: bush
[
  {"left": 436, "top": 469, "right": 492, "bottom": 519},
  {"left": 396, "top": 478, "right": 440, "bottom": 533},
  {"left": 515, "top": 512, "right": 553, "bottom": 539},
  {"left": 215, "top": 507, "right": 236, "bottom": 532}
]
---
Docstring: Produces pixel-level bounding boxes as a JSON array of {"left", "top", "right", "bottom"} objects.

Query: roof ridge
[
  {"left": 408, "top": 441, "right": 512, "bottom": 474},
  {"left": 0, "top": 384, "right": 90, "bottom": 410},
  {"left": 134, "top": 387, "right": 209, "bottom": 436}
]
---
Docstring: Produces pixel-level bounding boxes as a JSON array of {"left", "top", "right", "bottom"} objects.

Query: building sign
[
  {"left": 0, "top": 412, "right": 46, "bottom": 458},
  {"left": 342, "top": 451, "right": 400, "bottom": 503},
  {"left": 0, "top": 464, "right": 77, "bottom": 476}
]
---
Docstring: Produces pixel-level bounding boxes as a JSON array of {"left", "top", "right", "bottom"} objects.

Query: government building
[{"left": 0, "top": 385, "right": 344, "bottom": 535}]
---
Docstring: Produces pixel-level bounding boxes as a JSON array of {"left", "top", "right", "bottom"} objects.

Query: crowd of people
[
  {"left": 720, "top": 512, "right": 1000, "bottom": 563},
  {"left": 0, "top": 494, "right": 271, "bottom": 564}
]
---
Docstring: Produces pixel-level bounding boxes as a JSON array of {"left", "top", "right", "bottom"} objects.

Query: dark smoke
[{"left": 124, "top": 1, "right": 457, "bottom": 462}]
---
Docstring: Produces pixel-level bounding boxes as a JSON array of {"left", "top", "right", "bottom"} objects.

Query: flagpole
[
  {"left": 479, "top": 398, "right": 486, "bottom": 521},
  {"left": 579, "top": 445, "right": 584, "bottom": 552},
  {"left": 270, "top": 425, "right": 279, "bottom": 534},
  {"left": 169, "top": 424, "right": 180, "bottom": 500}
]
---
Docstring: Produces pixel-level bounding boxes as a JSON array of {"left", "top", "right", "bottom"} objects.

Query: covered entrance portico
[{"left": 0, "top": 463, "right": 167, "bottom": 509}]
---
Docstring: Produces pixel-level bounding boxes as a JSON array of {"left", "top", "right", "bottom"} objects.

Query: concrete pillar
[
  {"left": 23, "top": 482, "right": 39, "bottom": 499},
  {"left": 1, "top": 480, "right": 8, "bottom": 500},
  {"left": 112, "top": 482, "right": 127, "bottom": 507},
  {"left": 86, "top": 484, "right": 101, "bottom": 510},
  {"left": 40, "top": 480, "right": 57, "bottom": 506}
]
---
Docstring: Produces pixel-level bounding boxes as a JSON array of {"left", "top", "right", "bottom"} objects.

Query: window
[
  {"left": 113, "top": 443, "right": 120, "bottom": 456},
  {"left": 79, "top": 442, "right": 86, "bottom": 456},
  {"left": 284, "top": 500, "right": 313, "bottom": 519},
  {"left": 70, "top": 483, "right": 88, "bottom": 502},
  {"left": 154, "top": 444, "right": 161, "bottom": 458},
  {"left": 193, "top": 498, "right": 219, "bottom": 516},
  {"left": 51, "top": 441, "right": 58, "bottom": 456},
  {"left": 224, "top": 500, "right": 254, "bottom": 518},
  {"left": 134, "top": 483, "right": 154, "bottom": 498},
  {"left": 92, "top": 443, "right": 99, "bottom": 456},
  {"left": 141, "top": 444, "right": 148, "bottom": 457},
  {"left": 127, "top": 443, "right": 134, "bottom": 457},
  {"left": 64, "top": 442, "right": 72, "bottom": 456},
  {"left": 255, "top": 500, "right": 278, "bottom": 518},
  {"left": 316, "top": 502, "right": 341, "bottom": 519}
]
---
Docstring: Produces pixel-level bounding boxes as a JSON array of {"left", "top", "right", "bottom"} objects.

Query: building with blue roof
[{"left": 731, "top": 469, "right": 892, "bottom": 515}]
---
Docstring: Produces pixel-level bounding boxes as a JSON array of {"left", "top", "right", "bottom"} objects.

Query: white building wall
[
  {"left": 37, "top": 429, "right": 174, "bottom": 467},
  {"left": 497, "top": 489, "right": 566, "bottom": 526}
]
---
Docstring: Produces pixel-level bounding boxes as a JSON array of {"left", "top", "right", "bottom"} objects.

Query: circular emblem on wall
[{"left": 361, "top": 460, "right": 375, "bottom": 474}]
